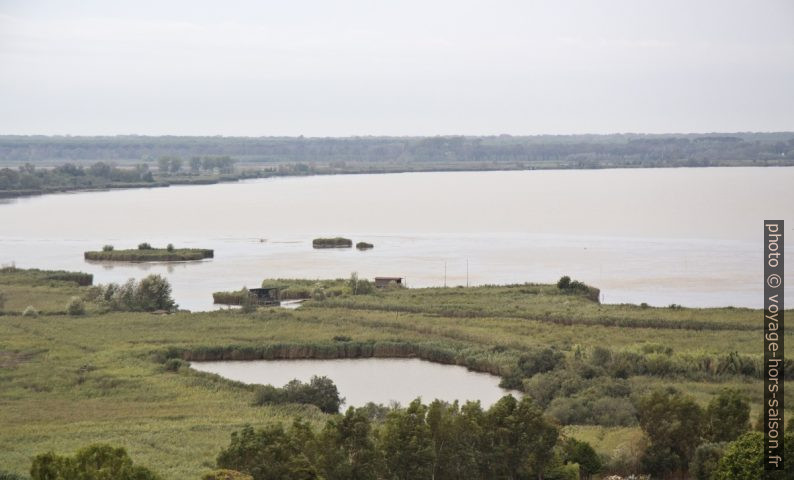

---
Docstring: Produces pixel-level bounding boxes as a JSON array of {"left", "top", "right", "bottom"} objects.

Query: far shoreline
[{"left": 2, "top": 162, "right": 793, "bottom": 201}]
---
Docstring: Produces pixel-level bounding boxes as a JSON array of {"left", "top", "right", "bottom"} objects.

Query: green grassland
[{"left": 0, "top": 268, "right": 790, "bottom": 478}]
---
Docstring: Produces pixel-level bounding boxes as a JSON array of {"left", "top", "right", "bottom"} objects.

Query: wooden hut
[
  {"left": 374, "top": 277, "right": 403, "bottom": 288},
  {"left": 247, "top": 287, "right": 282, "bottom": 306}
]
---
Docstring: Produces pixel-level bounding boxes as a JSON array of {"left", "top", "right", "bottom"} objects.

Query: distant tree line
[
  {"left": 1, "top": 134, "right": 792, "bottom": 168},
  {"left": 157, "top": 155, "right": 236, "bottom": 174},
  {"left": 0, "top": 162, "right": 153, "bottom": 192}
]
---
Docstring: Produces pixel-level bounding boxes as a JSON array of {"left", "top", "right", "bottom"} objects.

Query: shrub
[
  {"left": 166, "top": 243, "right": 175, "bottom": 252},
  {"left": 240, "top": 290, "right": 257, "bottom": 313},
  {"left": 138, "top": 242, "right": 153, "bottom": 250},
  {"left": 690, "top": 442, "right": 726, "bottom": 480},
  {"left": 557, "top": 276, "right": 571, "bottom": 290},
  {"left": 312, "top": 288, "right": 326, "bottom": 301},
  {"left": 66, "top": 296, "right": 85, "bottom": 315},
  {"left": 102, "top": 244, "right": 114, "bottom": 252},
  {"left": 30, "top": 444, "right": 161, "bottom": 480},
  {"left": 562, "top": 438, "right": 602, "bottom": 479},
  {"left": 704, "top": 389, "right": 750, "bottom": 442},
  {"left": 22, "top": 305, "right": 38, "bottom": 317},
  {"left": 356, "top": 241, "right": 374, "bottom": 250},
  {"left": 92, "top": 275, "right": 177, "bottom": 312},
  {"left": 253, "top": 375, "right": 343, "bottom": 413},
  {"left": 163, "top": 358, "right": 188, "bottom": 372},
  {"left": 135, "top": 275, "right": 176, "bottom": 311},
  {"left": 348, "top": 272, "right": 375, "bottom": 295}
]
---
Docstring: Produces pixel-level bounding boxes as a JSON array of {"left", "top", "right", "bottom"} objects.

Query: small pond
[{"left": 191, "top": 358, "right": 518, "bottom": 408}]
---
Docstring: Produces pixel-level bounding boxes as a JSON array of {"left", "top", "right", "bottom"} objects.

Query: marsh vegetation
[{"left": 0, "top": 267, "right": 791, "bottom": 479}]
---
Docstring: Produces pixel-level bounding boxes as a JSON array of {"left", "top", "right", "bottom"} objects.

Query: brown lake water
[
  {"left": 190, "top": 358, "right": 517, "bottom": 408},
  {"left": 1, "top": 167, "right": 792, "bottom": 310}
]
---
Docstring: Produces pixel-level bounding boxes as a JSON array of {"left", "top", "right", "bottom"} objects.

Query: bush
[
  {"left": 163, "top": 358, "right": 188, "bottom": 372},
  {"left": 92, "top": 275, "right": 177, "bottom": 312},
  {"left": 356, "top": 241, "right": 374, "bottom": 250},
  {"left": 557, "top": 276, "right": 571, "bottom": 290},
  {"left": 22, "top": 305, "right": 38, "bottom": 317},
  {"left": 138, "top": 242, "right": 153, "bottom": 250},
  {"left": 166, "top": 243, "right": 175, "bottom": 252},
  {"left": 253, "top": 375, "right": 343, "bottom": 413},
  {"left": 102, "top": 244, "right": 114, "bottom": 251},
  {"left": 562, "top": 438, "right": 602, "bottom": 479},
  {"left": 348, "top": 272, "right": 375, "bottom": 295},
  {"left": 135, "top": 275, "right": 177, "bottom": 311},
  {"left": 30, "top": 444, "right": 161, "bottom": 480},
  {"left": 240, "top": 290, "right": 257, "bottom": 313},
  {"left": 690, "top": 442, "right": 726, "bottom": 480},
  {"left": 66, "top": 296, "right": 85, "bottom": 315}
]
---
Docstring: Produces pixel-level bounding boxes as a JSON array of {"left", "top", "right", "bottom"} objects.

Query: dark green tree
[
  {"left": 315, "top": 407, "right": 383, "bottom": 480},
  {"left": 704, "top": 389, "right": 750, "bottom": 442},
  {"left": 216, "top": 424, "right": 319, "bottom": 480},
  {"left": 689, "top": 442, "right": 726, "bottom": 480},
  {"left": 712, "top": 431, "right": 794, "bottom": 480},
  {"left": 135, "top": 274, "right": 176, "bottom": 311},
  {"left": 636, "top": 389, "right": 704, "bottom": 478},
  {"left": 380, "top": 399, "right": 435, "bottom": 480},
  {"left": 561, "top": 438, "right": 602, "bottom": 480},
  {"left": 484, "top": 395, "right": 558, "bottom": 480}
]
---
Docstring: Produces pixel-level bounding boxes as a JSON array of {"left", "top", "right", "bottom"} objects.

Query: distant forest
[{"left": 1, "top": 133, "right": 793, "bottom": 170}]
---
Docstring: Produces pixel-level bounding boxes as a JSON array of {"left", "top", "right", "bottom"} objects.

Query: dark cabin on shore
[
  {"left": 248, "top": 287, "right": 282, "bottom": 305},
  {"left": 374, "top": 277, "right": 403, "bottom": 288}
]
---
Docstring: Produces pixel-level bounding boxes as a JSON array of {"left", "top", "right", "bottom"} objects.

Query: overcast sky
[{"left": 0, "top": 0, "right": 792, "bottom": 136}]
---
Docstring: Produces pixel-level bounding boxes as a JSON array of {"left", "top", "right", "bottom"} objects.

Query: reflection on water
[
  {"left": 191, "top": 358, "right": 518, "bottom": 408},
  {"left": 1, "top": 168, "right": 792, "bottom": 310}
]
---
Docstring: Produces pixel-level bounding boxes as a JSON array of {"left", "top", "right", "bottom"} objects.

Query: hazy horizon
[
  {"left": 2, "top": 131, "right": 794, "bottom": 139},
  {"left": 2, "top": 0, "right": 793, "bottom": 136}
]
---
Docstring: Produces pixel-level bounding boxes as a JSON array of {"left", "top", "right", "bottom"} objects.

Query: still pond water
[
  {"left": 1, "top": 167, "right": 792, "bottom": 309},
  {"left": 190, "top": 358, "right": 516, "bottom": 408}
]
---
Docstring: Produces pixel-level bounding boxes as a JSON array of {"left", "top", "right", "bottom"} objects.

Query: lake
[
  {"left": 1, "top": 167, "right": 792, "bottom": 310},
  {"left": 190, "top": 358, "right": 516, "bottom": 408}
]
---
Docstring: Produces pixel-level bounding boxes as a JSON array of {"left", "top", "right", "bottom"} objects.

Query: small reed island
[
  {"left": 312, "top": 237, "right": 352, "bottom": 248},
  {"left": 312, "top": 237, "right": 375, "bottom": 249},
  {"left": 84, "top": 243, "right": 214, "bottom": 262}
]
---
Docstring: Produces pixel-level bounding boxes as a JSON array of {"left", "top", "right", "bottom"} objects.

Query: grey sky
[{"left": 1, "top": 0, "right": 792, "bottom": 136}]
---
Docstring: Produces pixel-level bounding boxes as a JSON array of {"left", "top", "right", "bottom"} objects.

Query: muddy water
[{"left": 1, "top": 167, "right": 791, "bottom": 310}]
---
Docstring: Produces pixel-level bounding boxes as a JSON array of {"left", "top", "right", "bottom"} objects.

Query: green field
[{"left": 0, "top": 268, "right": 789, "bottom": 478}]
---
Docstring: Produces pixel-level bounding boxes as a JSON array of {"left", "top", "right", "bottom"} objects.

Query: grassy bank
[
  {"left": 84, "top": 248, "right": 213, "bottom": 262},
  {"left": 0, "top": 268, "right": 791, "bottom": 478}
]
